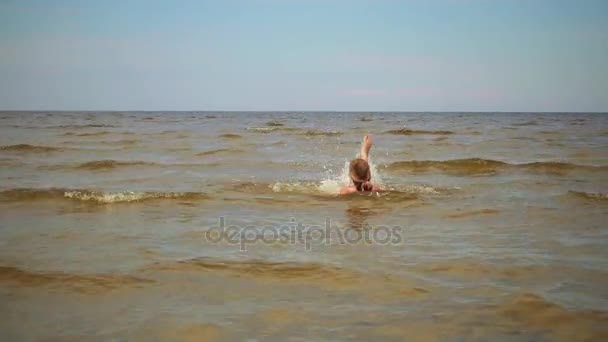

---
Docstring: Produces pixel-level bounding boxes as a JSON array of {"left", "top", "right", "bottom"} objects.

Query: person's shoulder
[{"left": 339, "top": 186, "right": 357, "bottom": 195}]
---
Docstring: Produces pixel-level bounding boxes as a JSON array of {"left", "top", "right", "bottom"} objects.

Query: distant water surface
[{"left": 0, "top": 111, "right": 607, "bottom": 340}]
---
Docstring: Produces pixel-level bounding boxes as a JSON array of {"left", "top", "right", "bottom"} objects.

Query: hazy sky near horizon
[{"left": 1, "top": 0, "right": 607, "bottom": 111}]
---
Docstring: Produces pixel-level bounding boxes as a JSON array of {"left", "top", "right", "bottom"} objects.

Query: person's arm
[{"left": 360, "top": 135, "right": 372, "bottom": 161}]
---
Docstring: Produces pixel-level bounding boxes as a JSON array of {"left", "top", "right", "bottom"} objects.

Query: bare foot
[{"left": 361, "top": 135, "right": 373, "bottom": 160}]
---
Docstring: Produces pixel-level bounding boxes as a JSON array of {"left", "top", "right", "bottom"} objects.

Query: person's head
[{"left": 349, "top": 158, "right": 372, "bottom": 191}]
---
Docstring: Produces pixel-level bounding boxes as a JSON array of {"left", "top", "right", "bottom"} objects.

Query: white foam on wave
[
  {"left": 64, "top": 190, "right": 152, "bottom": 203},
  {"left": 63, "top": 190, "right": 197, "bottom": 203}
]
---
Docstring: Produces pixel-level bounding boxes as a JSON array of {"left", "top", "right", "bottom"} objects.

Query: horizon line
[{"left": 1, "top": 109, "right": 607, "bottom": 114}]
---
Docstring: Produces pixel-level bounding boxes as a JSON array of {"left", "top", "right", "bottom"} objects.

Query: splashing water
[
  {"left": 268, "top": 143, "right": 387, "bottom": 195},
  {"left": 317, "top": 161, "right": 351, "bottom": 194}
]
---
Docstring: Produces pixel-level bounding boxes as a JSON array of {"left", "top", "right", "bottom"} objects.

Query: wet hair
[{"left": 349, "top": 158, "right": 372, "bottom": 191}]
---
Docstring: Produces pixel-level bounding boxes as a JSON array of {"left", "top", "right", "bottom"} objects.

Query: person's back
[{"left": 339, "top": 135, "right": 382, "bottom": 194}]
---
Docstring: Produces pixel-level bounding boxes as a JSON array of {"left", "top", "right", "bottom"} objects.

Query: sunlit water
[{"left": 0, "top": 111, "right": 607, "bottom": 340}]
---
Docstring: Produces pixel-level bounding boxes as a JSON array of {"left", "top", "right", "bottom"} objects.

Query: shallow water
[{"left": 1, "top": 111, "right": 607, "bottom": 340}]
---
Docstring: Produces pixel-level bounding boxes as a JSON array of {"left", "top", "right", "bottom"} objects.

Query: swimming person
[{"left": 339, "top": 135, "right": 382, "bottom": 194}]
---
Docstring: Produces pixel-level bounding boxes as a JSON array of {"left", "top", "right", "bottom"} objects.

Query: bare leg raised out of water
[{"left": 360, "top": 135, "right": 372, "bottom": 162}]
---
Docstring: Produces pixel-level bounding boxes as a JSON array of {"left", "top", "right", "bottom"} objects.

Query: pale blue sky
[{"left": 1, "top": 0, "right": 607, "bottom": 111}]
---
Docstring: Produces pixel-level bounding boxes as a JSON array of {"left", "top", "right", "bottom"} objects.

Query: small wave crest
[
  {"left": 386, "top": 158, "right": 607, "bottom": 176},
  {"left": 298, "top": 130, "right": 342, "bottom": 137},
  {"left": 218, "top": 133, "right": 243, "bottom": 139},
  {"left": 523, "top": 161, "right": 607, "bottom": 174},
  {"left": 149, "top": 257, "right": 349, "bottom": 280},
  {"left": 75, "top": 160, "right": 154, "bottom": 170},
  {"left": 48, "top": 124, "right": 118, "bottom": 129},
  {"left": 0, "top": 144, "right": 62, "bottom": 153},
  {"left": 63, "top": 131, "right": 114, "bottom": 137},
  {"left": 271, "top": 181, "right": 323, "bottom": 194},
  {"left": 246, "top": 126, "right": 340, "bottom": 136},
  {"left": 145, "top": 257, "right": 429, "bottom": 296},
  {"left": 512, "top": 120, "right": 539, "bottom": 126},
  {"left": 567, "top": 191, "right": 608, "bottom": 201},
  {"left": 496, "top": 292, "right": 608, "bottom": 339},
  {"left": 444, "top": 208, "right": 500, "bottom": 219},
  {"left": 246, "top": 126, "right": 299, "bottom": 133},
  {"left": 63, "top": 190, "right": 207, "bottom": 203},
  {"left": 0, "top": 188, "right": 208, "bottom": 204},
  {"left": 145, "top": 257, "right": 379, "bottom": 290},
  {"left": 386, "top": 158, "right": 507, "bottom": 176},
  {"left": 0, "top": 265, "right": 153, "bottom": 293},
  {"left": 196, "top": 148, "right": 245, "bottom": 157},
  {"left": 385, "top": 128, "right": 453, "bottom": 135}
]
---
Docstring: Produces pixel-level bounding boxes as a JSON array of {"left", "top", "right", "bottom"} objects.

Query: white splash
[{"left": 271, "top": 152, "right": 387, "bottom": 195}]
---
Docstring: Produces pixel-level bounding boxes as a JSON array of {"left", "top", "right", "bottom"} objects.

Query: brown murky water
[{"left": 0, "top": 112, "right": 607, "bottom": 340}]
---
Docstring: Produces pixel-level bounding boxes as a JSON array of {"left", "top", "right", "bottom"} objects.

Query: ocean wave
[
  {"left": 246, "top": 126, "right": 299, "bottom": 133},
  {"left": 444, "top": 208, "right": 500, "bottom": 219},
  {"left": 266, "top": 121, "right": 284, "bottom": 127},
  {"left": 105, "top": 139, "right": 139, "bottom": 146},
  {"left": 0, "top": 188, "right": 208, "bottom": 204},
  {"left": 218, "top": 133, "right": 243, "bottom": 139},
  {"left": 75, "top": 160, "right": 155, "bottom": 170},
  {"left": 567, "top": 191, "right": 608, "bottom": 201},
  {"left": 63, "top": 190, "right": 207, "bottom": 203},
  {"left": 145, "top": 257, "right": 429, "bottom": 296},
  {"left": 0, "top": 144, "right": 63, "bottom": 153},
  {"left": 385, "top": 128, "right": 453, "bottom": 135},
  {"left": 522, "top": 161, "right": 607, "bottom": 174},
  {"left": 420, "top": 261, "right": 542, "bottom": 280},
  {"left": 385, "top": 158, "right": 607, "bottom": 175},
  {"left": 229, "top": 180, "right": 341, "bottom": 196},
  {"left": 297, "top": 130, "right": 342, "bottom": 137},
  {"left": 196, "top": 148, "right": 245, "bottom": 156},
  {"left": 511, "top": 120, "right": 539, "bottom": 126},
  {"left": 245, "top": 126, "right": 341, "bottom": 136},
  {"left": 47, "top": 124, "right": 118, "bottom": 129},
  {"left": 40, "top": 160, "right": 213, "bottom": 171},
  {"left": 433, "top": 136, "right": 450, "bottom": 142},
  {"left": 389, "top": 184, "right": 447, "bottom": 195},
  {"left": 148, "top": 257, "right": 350, "bottom": 280},
  {"left": 0, "top": 265, "right": 153, "bottom": 293},
  {"left": 495, "top": 292, "right": 608, "bottom": 340},
  {"left": 417, "top": 260, "right": 608, "bottom": 286},
  {"left": 145, "top": 258, "right": 368, "bottom": 289},
  {"left": 228, "top": 181, "right": 276, "bottom": 194},
  {"left": 386, "top": 158, "right": 507, "bottom": 175},
  {"left": 63, "top": 131, "right": 115, "bottom": 137}
]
